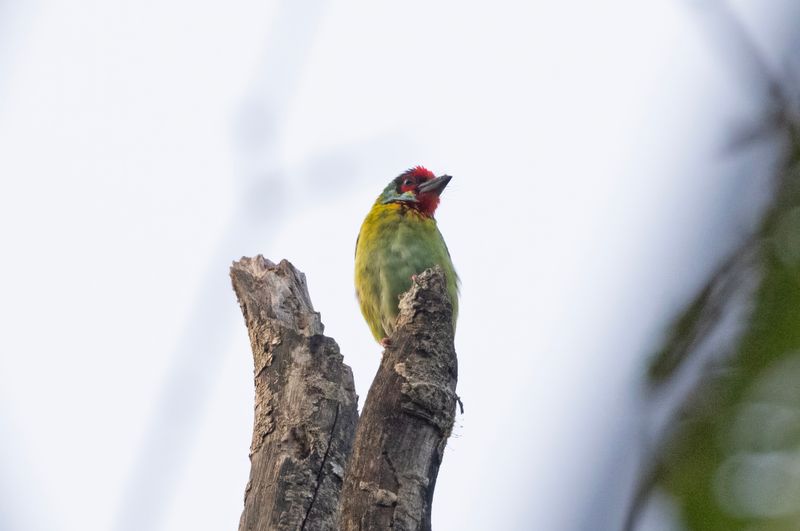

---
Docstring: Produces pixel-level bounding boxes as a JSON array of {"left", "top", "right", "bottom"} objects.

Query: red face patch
[
  {"left": 394, "top": 166, "right": 441, "bottom": 217},
  {"left": 397, "top": 166, "right": 436, "bottom": 193}
]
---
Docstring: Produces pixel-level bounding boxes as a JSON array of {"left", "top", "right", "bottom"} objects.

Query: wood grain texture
[
  {"left": 339, "top": 266, "right": 458, "bottom": 531},
  {"left": 231, "top": 256, "right": 358, "bottom": 531}
]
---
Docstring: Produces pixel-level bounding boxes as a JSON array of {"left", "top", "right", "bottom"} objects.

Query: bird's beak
[{"left": 417, "top": 175, "right": 452, "bottom": 196}]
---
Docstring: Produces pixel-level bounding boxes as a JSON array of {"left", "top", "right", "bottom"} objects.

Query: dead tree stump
[
  {"left": 231, "top": 257, "right": 359, "bottom": 531},
  {"left": 338, "top": 267, "right": 458, "bottom": 531},
  {"left": 231, "top": 257, "right": 458, "bottom": 531}
]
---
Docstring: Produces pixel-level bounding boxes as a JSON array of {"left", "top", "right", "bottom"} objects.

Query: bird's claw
[{"left": 380, "top": 337, "right": 392, "bottom": 348}]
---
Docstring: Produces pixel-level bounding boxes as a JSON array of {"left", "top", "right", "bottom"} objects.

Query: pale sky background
[{"left": 0, "top": 1, "right": 797, "bottom": 530}]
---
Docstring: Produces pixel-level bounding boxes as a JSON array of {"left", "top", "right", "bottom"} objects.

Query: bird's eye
[{"left": 403, "top": 178, "right": 413, "bottom": 187}]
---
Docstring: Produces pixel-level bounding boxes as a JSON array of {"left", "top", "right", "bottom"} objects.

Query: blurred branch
[
  {"left": 696, "top": 0, "right": 799, "bottom": 147},
  {"left": 648, "top": 241, "right": 761, "bottom": 382},
  {"left": 625, "top": 3, "right": 800, "bottom": 529},
  {"left": 114, "top": 4, "right": 329, "bottom": 529}
]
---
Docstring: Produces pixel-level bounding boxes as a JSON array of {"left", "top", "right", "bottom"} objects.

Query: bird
[{"left": 354, "top": 166, "right": 459, "bottom": 345}]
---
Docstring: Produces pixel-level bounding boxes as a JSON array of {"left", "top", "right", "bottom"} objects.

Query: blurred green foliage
[{"left": 645, "top": 138, "right": 800, "bottom": 530}]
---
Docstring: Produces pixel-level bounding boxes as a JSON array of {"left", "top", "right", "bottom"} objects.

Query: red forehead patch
[{"left": 408, "top": 166, "right": 435, "bottom": 180}]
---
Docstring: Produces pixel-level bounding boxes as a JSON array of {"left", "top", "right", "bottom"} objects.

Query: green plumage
[{"left": 354, "top": 176, "right": 458, "bottom": 343}]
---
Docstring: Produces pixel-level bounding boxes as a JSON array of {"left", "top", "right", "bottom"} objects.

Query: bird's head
[{"left": 378, "top": 166, "right": 452, "bottom": 217}]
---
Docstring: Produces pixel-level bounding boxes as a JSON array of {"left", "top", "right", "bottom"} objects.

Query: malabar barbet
[{"left": 354, "top": 166, "right": 459, "bottom": 345}]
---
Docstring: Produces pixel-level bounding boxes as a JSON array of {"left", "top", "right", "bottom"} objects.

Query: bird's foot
[{"left": 380, "top": 337, "right": 392, "bottom": 348}]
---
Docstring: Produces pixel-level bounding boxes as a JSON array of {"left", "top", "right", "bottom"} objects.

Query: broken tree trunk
[
  {"left": 339, "top": 266, "right": 459, "bottom": 531},
  {"left": 231, "top": 258, "right": 458, "bottom": 530},
  {"left": 231, "top": 256, "right": 359, "bottom": 531}
]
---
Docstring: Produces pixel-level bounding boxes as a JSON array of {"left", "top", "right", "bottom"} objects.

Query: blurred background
[{"left": 1, "top": 1, "right": 799, "bottom": 530}]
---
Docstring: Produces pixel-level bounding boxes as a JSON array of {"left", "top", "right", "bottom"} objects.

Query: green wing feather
[{"left": 355, "top": 202, "right": 458, "bottom": 342}]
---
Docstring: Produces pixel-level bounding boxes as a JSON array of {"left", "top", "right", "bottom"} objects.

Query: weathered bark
[
  {"left": 231, "top": 258, "right": 458, "bottom": 530},
  {"left": 231, "top": 256, "right": 358, "bottom": 531},
  {"left": 339, "top": 266, "right": 459, "bottom": 531}
]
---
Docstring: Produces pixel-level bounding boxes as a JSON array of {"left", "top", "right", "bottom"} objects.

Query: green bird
[{"left": 355, "top": 166, "right": 459, "bottom": 345}]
